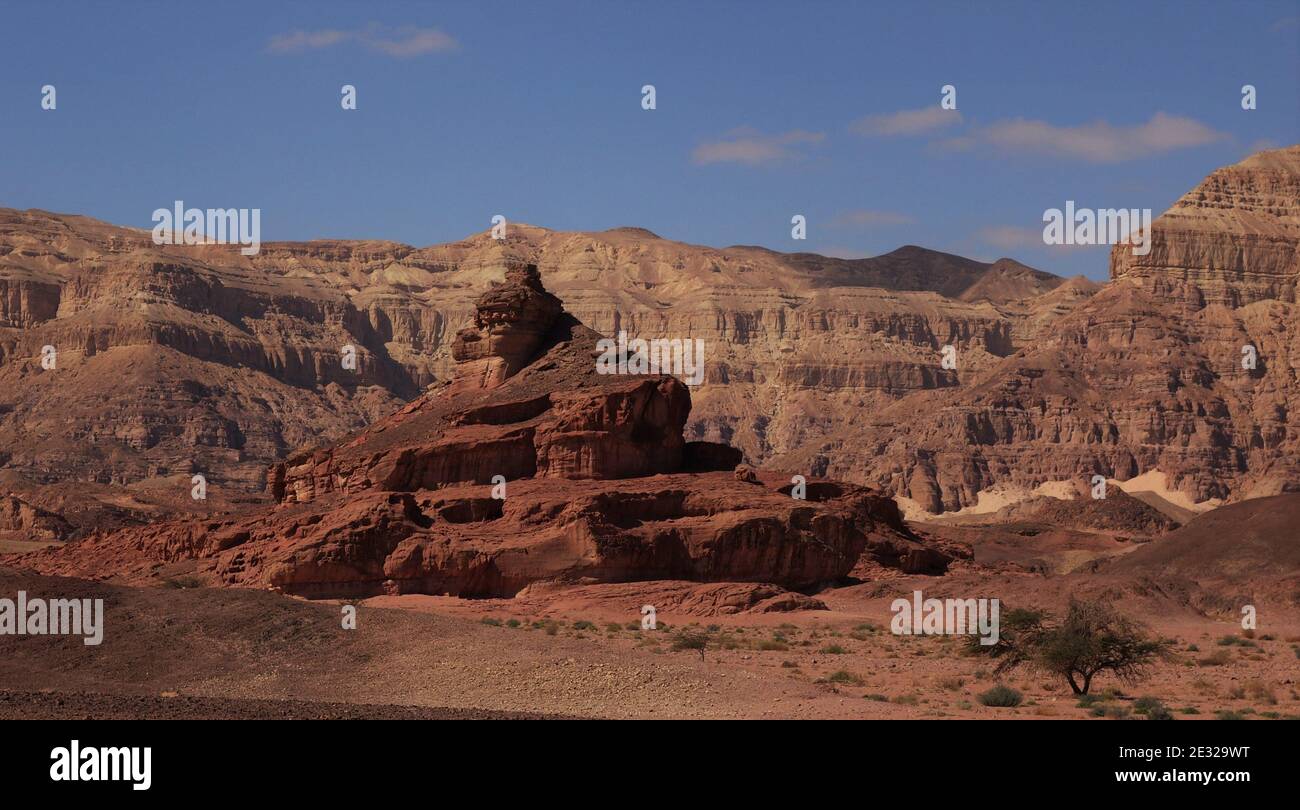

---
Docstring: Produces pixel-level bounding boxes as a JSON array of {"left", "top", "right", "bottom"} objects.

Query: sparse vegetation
[
  {"left": 977, "top": 599, "right": 1172, "bottom": 694},
  {"left": 1134, "top": 697, "right": 1173, "bottom": 720},
  {"left": 1246, "top": 680, "right": 1277, "bottom": 705},
  {"left": 1198, "top": 649, "right": 1231, "bottom": 666},
  {"left": 826, "top": 670, "right": 866, "bottom": 686},
  {"left": 672, "top": 630, "right": 709, "bottom": 661},
  {"left": 1218, "top": 635, "right": 1257, "bottom": 648},
  {"left": 818, "top": 643, "right": 848, "bottom": 655},
  {"left": 977, "top": 684, "right": 1023, "bottom": 707}
]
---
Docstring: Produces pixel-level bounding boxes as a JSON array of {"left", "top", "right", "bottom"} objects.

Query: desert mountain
[
  {"left": 1105, "top": 494, "right": 1300, "bottom": 583},
  {"left": 779, "top": 145, "right": 1300, "bottom": 513},
  {"left": 0, "top": 206, "right": 1072, "bottom": 533},
  {"left": 18, "top": 264, "right": 949, "bottom": 599},
  {"left": 3, "top": 147, "right": 1294, "bottom": 534}
]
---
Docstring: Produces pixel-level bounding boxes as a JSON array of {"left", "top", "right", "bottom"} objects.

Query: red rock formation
[
  {"left": 17, "top": 267, "right": 942, "bottom": 597},
  {"left": 0, "top": 494, "right": 72, "bottom": 541},
  {"left": 448, "top": 263, "right": 562, "bottom": 393},
  {"left": 0, "top": 207, "right": 1073, "bottom": 524}
]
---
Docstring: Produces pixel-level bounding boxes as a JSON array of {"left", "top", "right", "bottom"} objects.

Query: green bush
[
  {"left": 1133, "top": 696, "right": 1163, "bottom": 714},
  {"left": 1147, "top": 705, "right": 1175, "bottom": 720},
  {"left": 672, "top": 631, "right": 709, "bottom": 660},
  {"left": 977, "top": 684, "right": 1023, "bottom": 707},
  {"left": 827, "top": 670, "right": 866, "bottom": 686}
]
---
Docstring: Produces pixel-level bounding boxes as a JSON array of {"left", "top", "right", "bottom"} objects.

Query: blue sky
[{"left": 1, "top": 0, "right": 1296, "bottom": 280}]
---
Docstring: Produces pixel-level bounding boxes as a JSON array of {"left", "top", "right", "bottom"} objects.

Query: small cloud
[
  {"left": 850, "top": 106, "right": 963, "bottom": 137},
  {"left": 692, "top": 127, "right": 824, "bottom": 166},
  {"left": 1271, "top": 15, "right": 1298, "bottom": 32},
  {"left": 978, "top": 224, "right": 1105, "bottom": 253},
  {"left": 978, "top": 225, "right": 1042, "bottom": 250},
  {"left": 267, "top": 24, "right": 458, "bottom": 57},
  {"left": 941, "top": 112, "right": 1228, "bottom": 163},
  {"left": 267, "top": 29, "right": 351, "bottom": 53},
  {"left": 831, "top": 209, "right": 915, "bottom": 228}
]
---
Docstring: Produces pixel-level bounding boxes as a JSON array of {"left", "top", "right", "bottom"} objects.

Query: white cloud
[
  {"left": 978, "top": 225, "right": 1106, "bottom": 253},
  {"left": 268, "top": 24, "right": 458, "bottom": 57},
  {"left": 692, "top": 128, "right": 825, "bottom": 166},
  {"left": 831, "top": 209, "right": 915, "bottom": 228},
  {"left": 978, "top": 225, "right": 1042, "bottom": 250},
  {"left": 850, "top": 107, "right": 963, "bottom": 137},
  {"left": 942, "top": 112, "right": 1228, "bottom": 163}
]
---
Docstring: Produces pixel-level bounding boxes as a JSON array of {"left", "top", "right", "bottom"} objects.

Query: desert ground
[{"left": 3, "top": 555, "right": 1296, "bottom": 720}]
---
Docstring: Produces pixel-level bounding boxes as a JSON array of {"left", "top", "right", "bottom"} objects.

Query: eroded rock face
[
  {"left": 16, "top": 269, "right": 941, "bottom": 596},
  {"left": 0, "top": 210, "right": 435, "bottom": 500},
  {"left": 0, "top": 494, "right": 72, "bottom": 541},
  {"left": 1111, "top": 148, "right": 1300, "bottom": 307},
  {"left": 0, "top": 207, "right": 1075, "bottom": 523},
  {"left": 785, "top": 146, "right": 1300, "bottom": 511},
  {"left": 21, "top": 474, "right": 914, "bottom": 598},
  {"left": 449, "top": 262, "right": 563, "bottom": 393}
]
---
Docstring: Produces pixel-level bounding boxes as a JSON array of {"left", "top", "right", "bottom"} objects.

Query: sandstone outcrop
[
  {"left": 3, "top": 147, "right": 1292, "bottom": 537},
  {"left": 16, "top": 268, "right": 945, "bottom": 597},
  {"left": 0, "top": 494, "right": 72, "bottom": 541},
  {"left": 0, "top": 206, "right": 1076, "bottom": 531},
  {"left": 448, "top": 263, "right": 563, "bottom": 393},
  {"left": 780, "top": 146, "right": 1300, "bottom": 511}
]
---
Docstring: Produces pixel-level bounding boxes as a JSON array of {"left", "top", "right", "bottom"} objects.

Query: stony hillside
[
  {"left": 781, "top": 146, "right": 1300, "bottom": 512},
  {"left": 17, "top": 264, "right": 949, "bottom": 597},
  {"left": 0, "top": 207, "right": 1071, "bottom": 530}
]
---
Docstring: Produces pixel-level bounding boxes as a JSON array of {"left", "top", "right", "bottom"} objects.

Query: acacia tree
[
  {"left": 672, "top": 630, "right": 708, "bottom": 662},
  {"left": 975, "top": 599, "right": 1172, "bottom": 695}
]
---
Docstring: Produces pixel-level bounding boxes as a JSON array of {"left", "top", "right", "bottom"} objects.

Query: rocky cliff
[
  {"left": 3, "top": 147, "right": 1292, "bottom": 529},
  {"left": 786, "top": 146, "right": 1299, "bottom": 512},
  {"left": 17, "top": 266, "right": 945, "bottom": 596},
  {"left": 0, "top": 206, "right": 1074, "bottom": 529}
]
